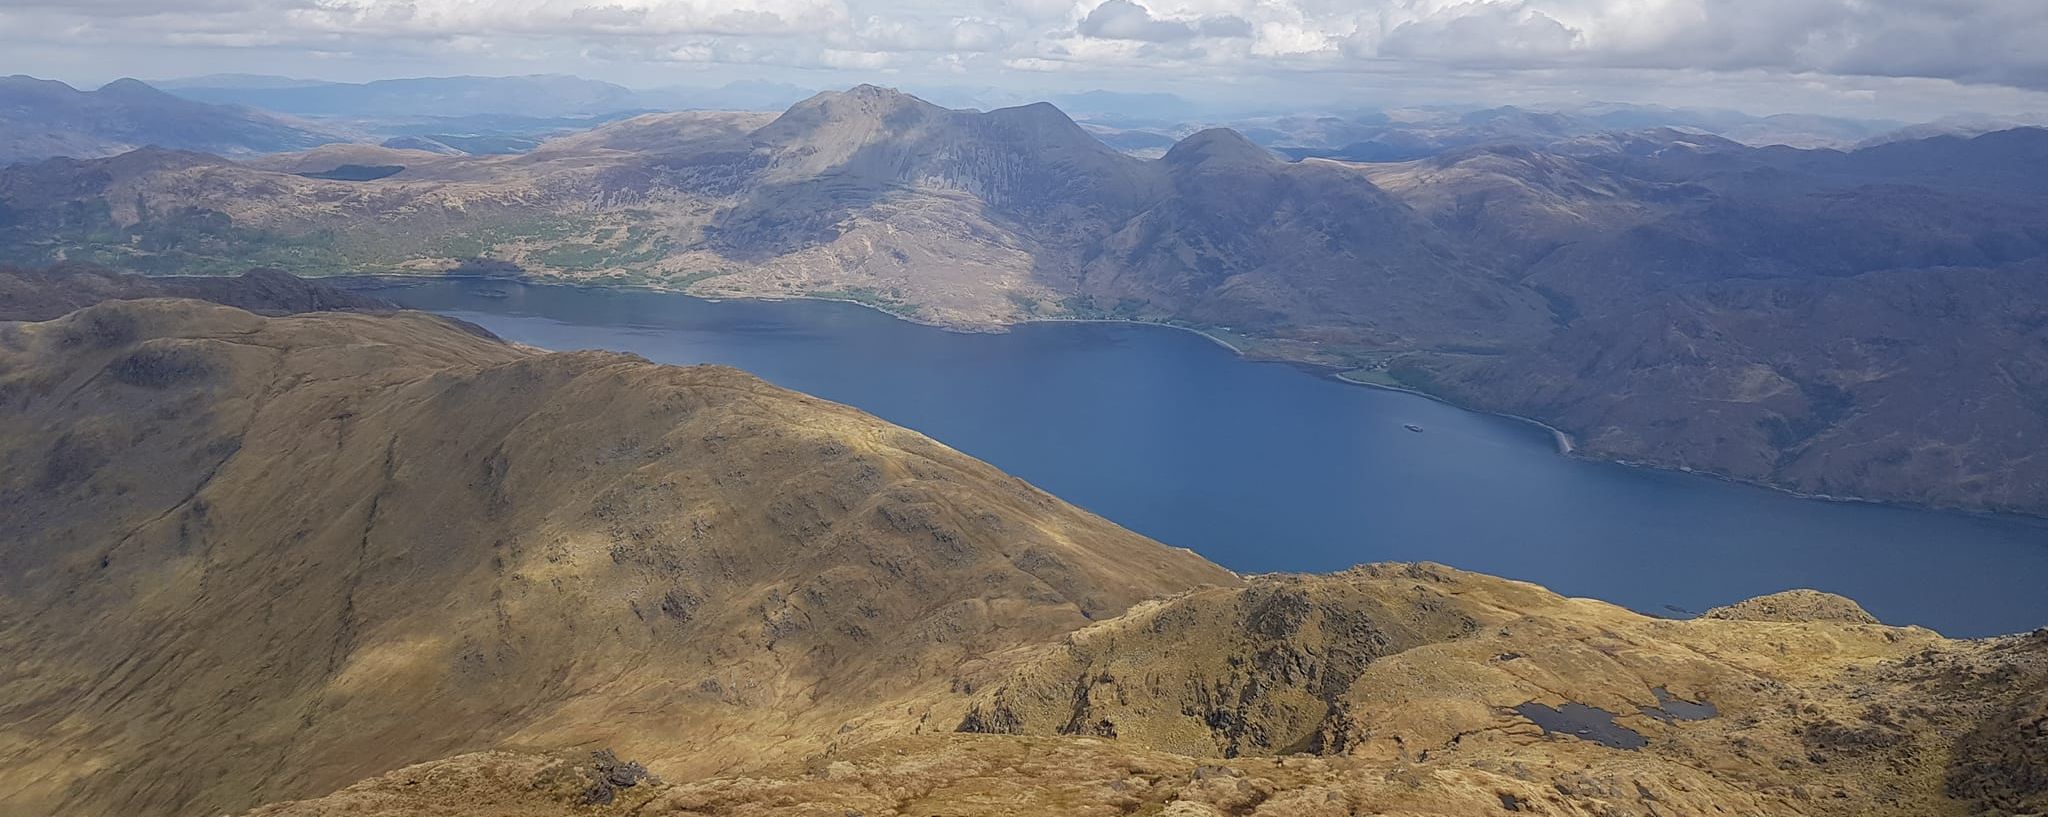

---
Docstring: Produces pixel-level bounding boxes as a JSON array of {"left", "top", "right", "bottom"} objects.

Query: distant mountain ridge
[
  {"left": 140, "top": 74, "right": 820, "bottom": 158},
  {"left": 165, "top": 74, "right": 648, "bottom": 119},
  {"left": 0, "top": 76, "right": 344, "bottom": 165},
  {"left": 160, "top": 73, "right": 820, "bottom": 119},
  {"left": 2, "top": 87, "right": 2046, "bottom": 512}
]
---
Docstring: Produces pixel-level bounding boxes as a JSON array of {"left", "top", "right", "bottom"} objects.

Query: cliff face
[{"left": 0, "top": 298, "right": 1231, "bottom": 817}]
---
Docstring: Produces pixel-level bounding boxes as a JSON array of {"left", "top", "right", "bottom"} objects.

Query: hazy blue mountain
[
  {"left": 157, "top": 75, "right": 815, "bottom": 156},
  {"left": 153, "top": 73, "right": 339, "bottom": 91},
  {"left": 0, "top": 76, "right": 343, "bottom": 165},
  {"left": 164, "top": 74, "right": 646, "bottom": 118},
  {"left": 1133, "top": 103, "right": 1907, "bottom": 162}
]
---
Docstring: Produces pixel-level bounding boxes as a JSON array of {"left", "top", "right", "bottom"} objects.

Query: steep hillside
[
  {"left": 1360, "top": 131, "right": 2048, "bottom": 512},
  {"left": 0, "top": 298, "right": 1232, "bottom": 817},
  {"left": 1080, "top": 131, "right": 1549, "bottom": 347},
  {"left": 0, "top": 76, "right": 342, "bottom": 165}
]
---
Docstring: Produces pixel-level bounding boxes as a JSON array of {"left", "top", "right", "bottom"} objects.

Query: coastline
[
  {"left": 1014, "top": 316, "right": 1245, "bottom": 354},
  {"left": 1327, "top": 370, "right": 2043, "bottom": 521},
  {"left": 1333, "top": 371, "right": 1576, "bottom": 456},
  {"left": 339, "top": 272, "right": 2042, "bottom": 523}
]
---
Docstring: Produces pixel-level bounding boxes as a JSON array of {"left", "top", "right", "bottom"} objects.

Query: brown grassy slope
[
  {"left": 956, "top": 564, "right": 2044, "bottom": 816},
  {"left": 253, "top": 565, "right": 2048, "bottom": 817},
  {"left": 0, "top": 298, "right": 1234, "bottom": 817}
]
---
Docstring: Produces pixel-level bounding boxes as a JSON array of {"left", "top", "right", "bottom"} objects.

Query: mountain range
[
  {"left": 1, "top": 85, "right": 2045, "bottom": 514},
  {"left": 159, "top": 74, "right": 820, "bottom": 119},
  {"left": 11, "top": 72, "right": 2024, "bottom": 168},
  {"left": 1196, "top": 104, "right": 1908, "bottom": 162},
  {"left": 0, "top": 76, "right": 342, "bottom": 166},
  {"left": 0, "top": 275, "right": 2042, "bottom": 816}
]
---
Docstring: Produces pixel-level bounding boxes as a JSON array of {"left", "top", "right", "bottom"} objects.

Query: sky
[{"left": 6, "top": 0, "right": 2048, "bottom": 119}]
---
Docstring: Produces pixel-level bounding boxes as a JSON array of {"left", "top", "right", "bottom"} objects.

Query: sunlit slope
[{"left": 0, "top": 298, "right": 1233, "bottom": 816}]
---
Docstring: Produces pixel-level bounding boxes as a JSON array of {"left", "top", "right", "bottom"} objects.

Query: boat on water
[{"left": 1404, "top": 423, "right": 1424, "bottom": 433}]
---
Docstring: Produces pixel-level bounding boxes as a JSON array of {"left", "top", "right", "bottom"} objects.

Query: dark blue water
[{"left": 373, "top": 279, "right": 2048, "bottom": 637}]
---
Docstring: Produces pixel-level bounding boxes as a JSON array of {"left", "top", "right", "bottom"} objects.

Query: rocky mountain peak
[
  {"left": 1163, "top": 127, "right": 1275, "bottom": 168},
  {"left": 794, "top": 83, "right": 936, "bottom": 117},
  {"left": 750, "top": 84, "right": 948, "bottom": 150}
]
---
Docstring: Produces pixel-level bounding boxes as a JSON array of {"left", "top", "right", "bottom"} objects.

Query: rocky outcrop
[
  {"left": 959, "top": 566, "right": 1488, "bottom": 757},
  {"left": 1704, "top": 589, "right": 1882, "bottom": 624}
]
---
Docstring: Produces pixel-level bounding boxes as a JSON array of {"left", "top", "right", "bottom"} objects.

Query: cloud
[
  {"left": 1197, "top": 16, "right": 1252, "bottom": 38},
  {"left": 4, "top": 0, "right": 2048, "bottom": 107},
  {"left": 1349, "top": 0, "right": 2048, "bottom": 90},
  {"left": 1077, "top": 0, "right": 1194, "bottom": 42},
  {"left": 295, "top": 0, "right": 852, "bottom": 39},
  {"left": 1379, "top": 6, "right": 1580, "bottom": 63},
  {"left": 1076, "top": 0, "right": 1249, "bottom": 43},
  {"left": 837, "top": 15, "right": 1012, "bottom": 53},
  {"left": 818, "top": 48, "right": 893, "bottom": 69}
]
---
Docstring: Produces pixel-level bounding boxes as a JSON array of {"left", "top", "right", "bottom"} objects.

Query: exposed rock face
[
  {"left": 1704, "top": 589, "right": 1882, "bottom": 624},
  {"left": 0, "top": 299, "right": 1232, "bottom": 817},
  {"left": 959, "top": 567, "right": 1491, "bottom": 757}
]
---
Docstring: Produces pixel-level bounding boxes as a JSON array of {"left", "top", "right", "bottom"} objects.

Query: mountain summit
[{"left": 1163, "top": 127, "right": 1276, "bottom": 167}]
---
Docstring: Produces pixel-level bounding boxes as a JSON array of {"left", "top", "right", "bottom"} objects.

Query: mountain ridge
[
  {"left": 3, "top": 89, "right": 2046, "bottom": 513},
  {"left": 0, "top": 76, "right": 344, "bottom": 166},
  {"left": 0, "top": 295, "right": 1233, "bottom": 816}
]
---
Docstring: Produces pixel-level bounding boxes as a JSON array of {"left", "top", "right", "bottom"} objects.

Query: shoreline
[
  {"left": 340, "top": 272, "right": 2042, "bottom": 523},
  {"left": 1332, "top": 372, "right": 1576, "bottom": 456},
  {"left": 1328, "top": 371, "right": 2043, "bottom": 521},
  {"left": 1012, "top": 316, "right": 1245, "bottom": 354}
]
